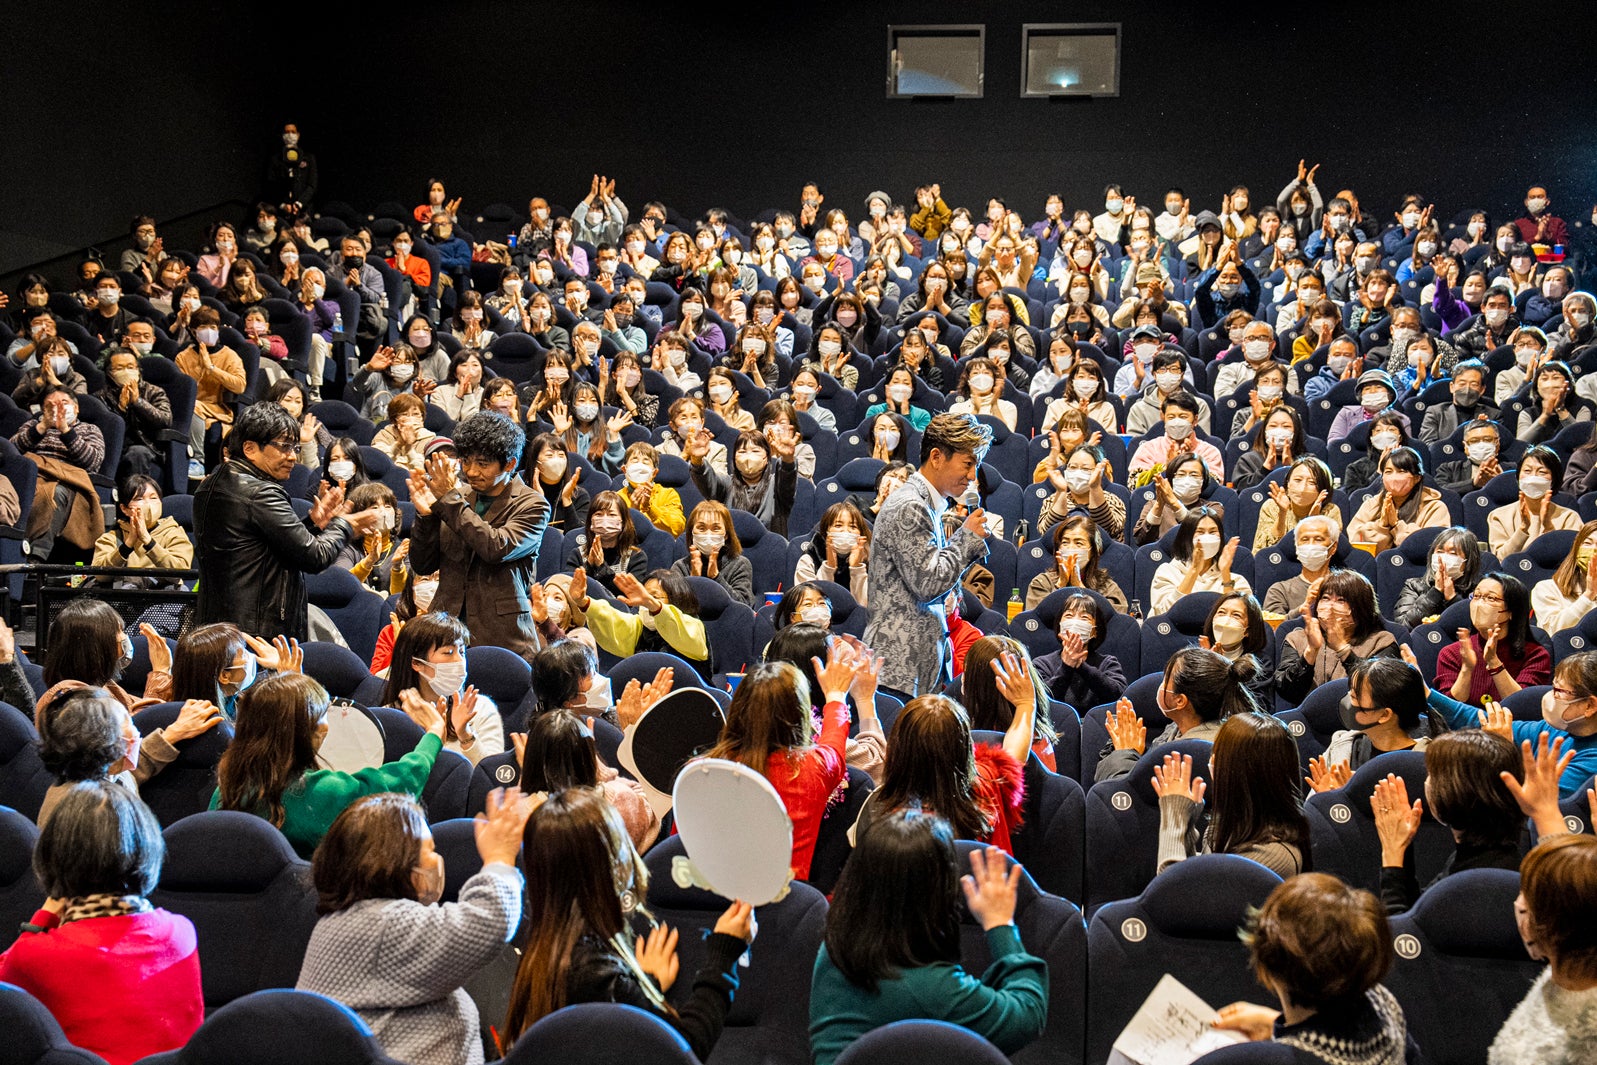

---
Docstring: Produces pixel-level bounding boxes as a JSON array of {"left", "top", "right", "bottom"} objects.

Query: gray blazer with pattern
[{"left": 863, "top": 471, "right": 989, "bottom": 696}]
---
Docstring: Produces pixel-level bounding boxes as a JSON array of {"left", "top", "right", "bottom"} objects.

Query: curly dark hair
[{"left": 453, "top": 411, "right": 526, "bottom": 469}]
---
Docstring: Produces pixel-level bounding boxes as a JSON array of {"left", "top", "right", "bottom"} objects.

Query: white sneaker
[{"left": 188, "top": 459, "right": 206, "bottom": 482}]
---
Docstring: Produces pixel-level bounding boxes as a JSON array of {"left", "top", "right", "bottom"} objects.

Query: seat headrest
[
  {"left": 159, "top": 811, "right": 303, "bottom": 890},
  {"left": 1139, "top": 853, "right": 1283, "bottom": 937},
  {"left": 1404, "top": 868, "right": 1530, "bottom": 960},
  {"left": 0, "top": 808, "right": 39, "bottom": 882}
]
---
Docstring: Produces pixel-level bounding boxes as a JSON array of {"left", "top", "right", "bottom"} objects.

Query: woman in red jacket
[
  {"left": 0, "top": 781, "right": 203, "bottom": 1065},
  {"left": 703, "top": 639, "right": 863, "bottom": 880}
]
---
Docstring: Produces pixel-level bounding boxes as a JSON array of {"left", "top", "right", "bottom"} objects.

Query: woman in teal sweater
[
  {"left": 212, "top": 673, "right": 443, "bottom": 855},
  {"left": 809, "top": 810, "right": 1048, "bottom": 1065},
  {"left": 1401, "top": 645, "right": 1597, "bottom": 796}
]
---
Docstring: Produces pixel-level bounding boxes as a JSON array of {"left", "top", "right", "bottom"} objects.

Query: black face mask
[
  {"left": 1339, "top": 698, "right": 1381, "bottom": 733},
  {"left": 1067, "top": 321, "right": 1093, "bottom": 339},
  {"left": 344, "top": 255, "right": 365, "bottom": 270}
]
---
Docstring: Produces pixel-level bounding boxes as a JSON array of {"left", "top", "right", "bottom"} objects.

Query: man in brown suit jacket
[{"left": 409, "top": 412, "right": 550, "bottom": 659}]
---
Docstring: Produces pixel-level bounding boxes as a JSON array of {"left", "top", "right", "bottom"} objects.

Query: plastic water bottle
[{"left": 1006, "top": 588, "right": 1023, "bottom": 622}]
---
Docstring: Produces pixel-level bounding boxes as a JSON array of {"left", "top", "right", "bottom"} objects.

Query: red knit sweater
[{"left": 0, "top": 908, "right": 204, "bottom": 1065}]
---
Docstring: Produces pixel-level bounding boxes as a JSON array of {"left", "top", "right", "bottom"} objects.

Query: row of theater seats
[{"left": 0, "top": 807, "right": 1544, "bottom": 1065}]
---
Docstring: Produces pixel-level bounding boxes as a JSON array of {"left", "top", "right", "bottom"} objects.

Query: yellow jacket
[{"left": 620, "top": 483, "right": 685, "bottom": 537}]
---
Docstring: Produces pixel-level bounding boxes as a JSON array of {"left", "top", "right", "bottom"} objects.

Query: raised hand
[
  {"left": 811, "top": 640, "right": 858, "bottom": 704},
  {"left": 1500, "top": 732, "right": 1573, "bottom": 839},
  {"left": 138, "top": 622, "right": 173, "bottom": 674},
  {"left": 1306, "top": 756, "right": 1352, "bottom": 794},
  {"left": 990, "top": 650, "right": 1037, "bottom": 710},
  {"left": 1152, "top": 751, "right": 1206, "bottom": 803},
  {"left": 1106, "top": 699, "right": 1146, "bottom": 754},
  {"left": 1373, "top": 774, "right": 1424, "bottom": 866},
  {"left": 309, "top": 480, "right": 347, "bottom": 529},
  {"left": 960, "top": 846, "right": 1022, "bottom": 931},
  {"left": 1478, "top": 701, "right": 1514, "bottom": 742},
  {"left": 634, "top": 924, "right": 681, "bottom": 991},
  {"left": 474, "top": 786, "right": 542, "bottom": 867},
  {"left": 568, "top": 567, "right": 591, "bottom": 610}
]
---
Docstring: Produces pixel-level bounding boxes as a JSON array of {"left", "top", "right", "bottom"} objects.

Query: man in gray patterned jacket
[{"left": 864, "top": 411, "right": 993, "bottom": 697}]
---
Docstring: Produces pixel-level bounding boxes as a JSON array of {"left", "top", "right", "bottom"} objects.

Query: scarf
[
  {"left": 1275, "top": 986, "right": 1409, "bottom": 1065},
  {"left": 61, "top": 894, "right": 152, "bottom": 925}
]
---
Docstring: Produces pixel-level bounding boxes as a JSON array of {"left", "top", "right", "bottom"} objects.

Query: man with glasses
[
  {"left": 193, "top": 402, "right": 383, "bottom": 639},
  {"left": 408, "top": 411, "right": 549, "bottom": 660}
]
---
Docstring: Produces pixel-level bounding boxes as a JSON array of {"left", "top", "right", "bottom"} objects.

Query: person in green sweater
[
  {"left": 809, "top": 809, "right": 1048, "bottom": 1065},
  {"left": 211, "top": 673, "right": 443, "bottom": 856}
]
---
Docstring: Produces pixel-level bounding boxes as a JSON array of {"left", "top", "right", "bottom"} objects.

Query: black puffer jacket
[{"left": 193, "top": 458, "right": 353, "bottom": 639}]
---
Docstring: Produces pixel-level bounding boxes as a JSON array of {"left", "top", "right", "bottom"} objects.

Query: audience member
[{"left": 0, "top": 783, "right": 204, "bottom": 1065}]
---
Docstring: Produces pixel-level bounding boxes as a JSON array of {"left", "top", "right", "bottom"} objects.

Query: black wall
[{"left": 9, "top": 0, "right": 1597, "bottom": 280}]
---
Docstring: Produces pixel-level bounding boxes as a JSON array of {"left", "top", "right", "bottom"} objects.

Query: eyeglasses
[
  {"left": 1552, "top": 686, "right": 1582, "bottom": 700},
  {"left": 263, "top": 437, "right": 298, "bottom": 453},
  {"left": 1469, "top": 592, "right": 1505, "bottom": 606}
]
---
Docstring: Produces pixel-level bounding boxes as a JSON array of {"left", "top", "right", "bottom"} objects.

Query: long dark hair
[
  {"left": 379, "top": 613, "right": 471, "bottom": 708},
  {"left": 873, "top": 695, "right": 988, "bottom": 840},
  {"left": 1476, "top": 571, "right": 1532, "bottom": 658},
  {"left": 170, "top": 622, "right": 246, "bottom": 704},
  {"left": 215, "top": 674, "right": 330, "bottom": 828},
  {"left": 1207, "top": 713, "right": 1311, "bottom": 863},
  {"left": 823, "top": 809, "right": 962, "bottom": 992},
  {"left": 703, "top": 661, "right": 812, "bottom": 777},
  {"left": 504, "top": 788, "right": 649, "bottom": 1040},
  {"left": 43, "top": 599, "right": 125, "bottom": 688},
  {"left": 960, "top": 636, "right": 1057, "bottom": 746},
  {"left": 519, "top": 711, "right": 600, "bottom": 793}
]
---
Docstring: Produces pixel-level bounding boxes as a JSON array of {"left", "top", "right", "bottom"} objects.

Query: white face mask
[
  {"left": 1063, "top": 469, "right": 1093, "bottom": 493},
  {"left": 968, "top": 373, "right": 994, "bottom": 393},
  {"left": 1434, "top": 552, "right": 1465, "bottom": 579},
  {"left": 1193, "top": 533, "right": 1221, "bottom": 559},
  {"left": 1485, "top": 308, "right": 1509, "bottom": 327},
  {"left": 1072, "top": 378, "right": 1098, "bottom": 399},
  {"left": 828, "top": 529, "right": 860, "bottom": 553},
  {"left": 693, "top": 531, "right": 725, "bottom": 554},
  {"left": 1361, "top": 390, "right": 1389, "bottom": 412},
  {"left": 799, "top": 604, "right": 831, "bottom": 627},
  {"left": 1266, "top": 425, "right": 1293, "bottom": 448},
  {"left": 574, "top": 402, "right": 600, "bottom": 422},
  {"left": 1258, "top": 385, "right": 1284, "bottom": 403},
  {"left": 876, "top": 428, "right": 901, "bottom": 450},
  {"left": 817, "top": 339, "right": 841, "bottom": 357},
  {"left": 1416, "top": 242, "right": 1437, "bottom": 257},
  {"left": 1173, "top": 474, "right": 1203, "bottom": 503},
  {"left": 1371, "top": 430, "right": 1400, "bottom": 451},
  {"left": 1521, "top": 475, "right": 1552, "bottom": 500},
  {"left": 1328, "top": 354, "right": 1352, "bottom": 374},
  {"left": 390, "top": 363, "right": 416, "bottom": 382},
  {"left": 1211, "top": 616, "right": 1247, "bottom": 646},
  {"left": 708, "top": 384, "right": 732, "bottom": 404},
  {"left": 327, "top": 460, "right": 356, "bottom": 482},
  {"left": 1164, "top": 418, "right": 1193, "bottom": 441},
  {"left": 624, "top": 462, "right": 653, "bottom": 485},
  {"left": 419, "top": 657, "right": 468, "bottom": 699},
  {"left": 1297, "top": 543, "right": 1330, "bottom": 570},
  {"left": 681, "top": 302, "right": 703, "bottom": 320},
  {"left": 1243, "top": 339, "right": 1271, "bottom": 361},
  {"left": 1060, "top": 616, "right": 1094, "bottom": 640},
  {"left": 196, "top": 328, "right": 219, "bottom": 347},
  {"left": 1515, "top": 345, "right": 1538, "bottom": 368},
  {"left": 887, "top": 384, "right": 913, "bottom": 403},
  {"left": 412, "top": 579, "right": 438, "bottom": 610},
  {"left": 1466, "top": 441, "right": 1497, "bottom": 464},
  {"left": 111, "top": 367, "right": 140, "bottom": 386},
  {"left": 1154, "top": 370, "right": 1182, "bottom": 393}
]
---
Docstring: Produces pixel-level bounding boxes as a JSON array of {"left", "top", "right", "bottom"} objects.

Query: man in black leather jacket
[{"left": 193, "top": 403, "right": 382, "bottom": 639}]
